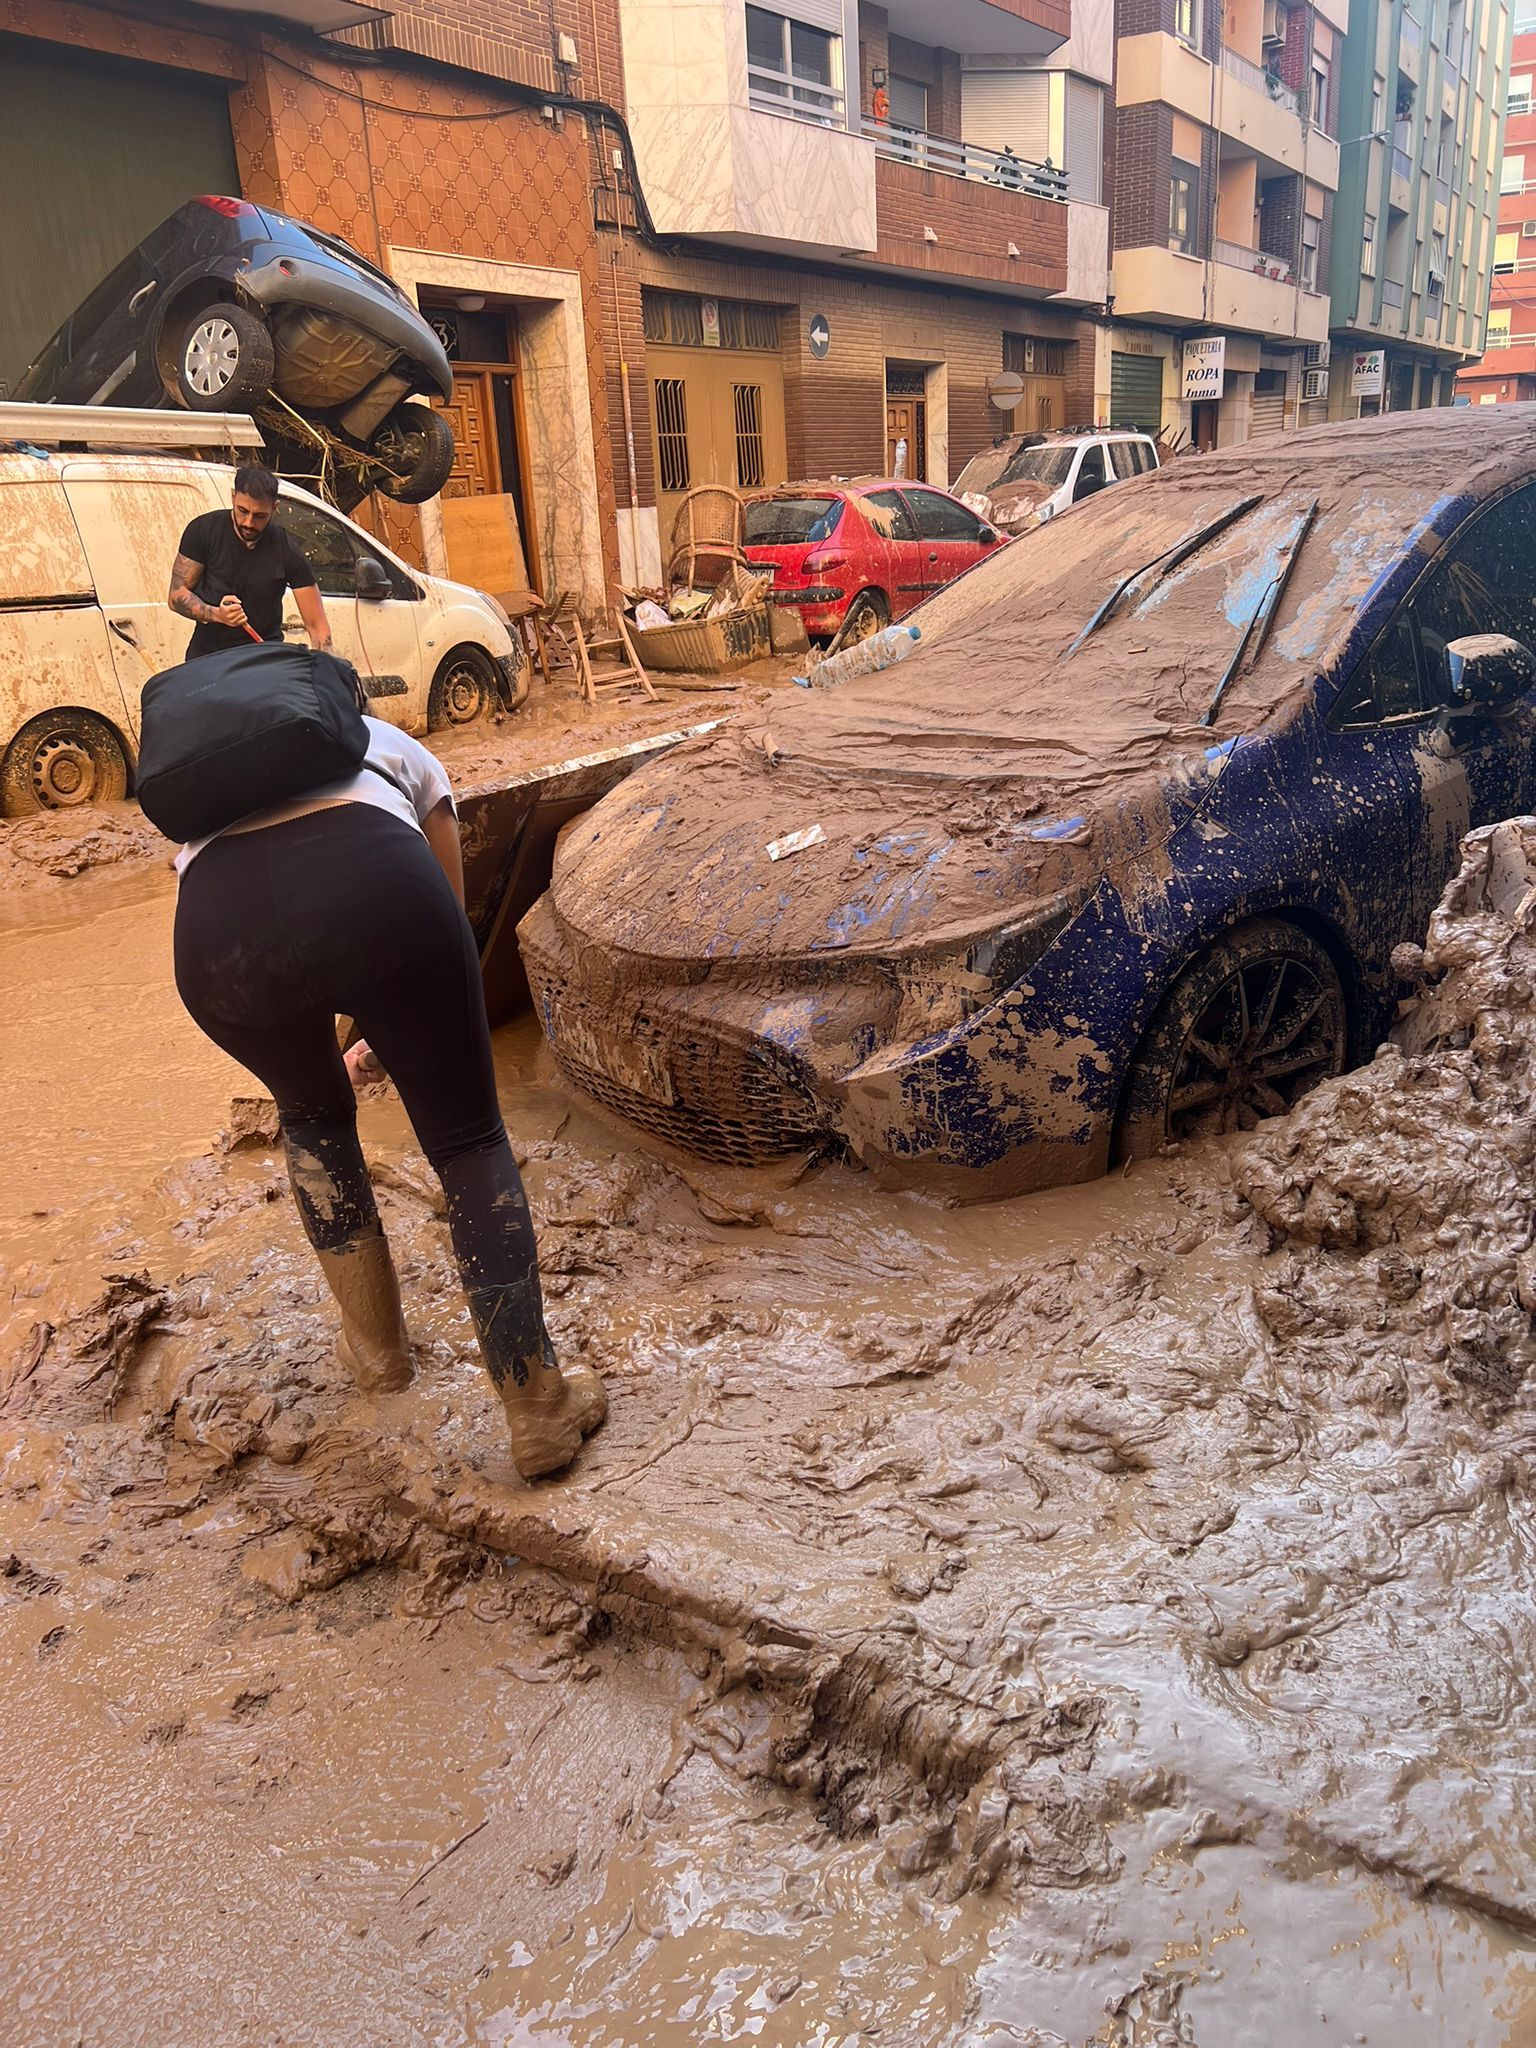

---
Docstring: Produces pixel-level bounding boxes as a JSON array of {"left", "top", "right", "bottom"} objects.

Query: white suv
[{"left": 954, "top": 429, "right": 1160, "bottom": 537}]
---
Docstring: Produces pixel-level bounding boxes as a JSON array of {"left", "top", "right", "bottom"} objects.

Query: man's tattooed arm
[{"left": 168, "top": 553, "right": 215, "bottom": 625}]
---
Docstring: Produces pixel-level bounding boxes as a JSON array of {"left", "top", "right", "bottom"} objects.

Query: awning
[{"left": 185, "top": 0, "right": 391, "bottom": 31}]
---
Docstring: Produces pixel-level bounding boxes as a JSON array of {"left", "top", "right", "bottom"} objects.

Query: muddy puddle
[{"left": 3, "top": 823, "right": 1536, "bottom": 2044}]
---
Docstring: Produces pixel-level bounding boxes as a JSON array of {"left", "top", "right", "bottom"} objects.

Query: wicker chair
[{"left": 666, "top": 485, "right": 747, "bottom": 588}]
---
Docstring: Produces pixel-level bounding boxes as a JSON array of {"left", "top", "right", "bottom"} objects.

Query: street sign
[
  {"left": 808, "top": 313, "right": 831, "bottom": 360},
  {"left": 986, "top": 370, "right": 1026, "bottom": 411},
  {"left": 1182, "top": 336, "right": 1226, "bottom": 401},
  {"left": 1351, "top": 349, "right": 1384, "bottom": 396},
  {"left": 701, "top": 298, "right": 721, "bottom": 347}
]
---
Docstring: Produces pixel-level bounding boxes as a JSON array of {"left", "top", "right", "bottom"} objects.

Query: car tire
[
  {"left": 369, "top": 405, "right": 456, "bottom": 504},
  {"left": 840, "top": 590, "right": 890, "bottom": 646},
  {"left": 428, "top": 646, "right": 495, "bottom": 731},
  {"left": 176, "top": 303, "right": 276, "bottom": 411},
  {"left": 1116, "top": 918, "right": 1348, "bottom": 1160},
  {"left": 1, "top": 711, "right": 130, "bottom": 817}
]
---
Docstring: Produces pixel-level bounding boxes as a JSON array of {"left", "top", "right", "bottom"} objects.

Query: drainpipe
[{"left": 611, "top": 247, "right": 642, "bottom": 584}]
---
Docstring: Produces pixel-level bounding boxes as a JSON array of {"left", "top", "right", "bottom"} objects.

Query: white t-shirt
[{"left": 175, "top": 718, "right": 455, "bottom": 874}]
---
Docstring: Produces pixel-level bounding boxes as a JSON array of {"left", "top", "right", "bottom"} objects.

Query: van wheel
[
  {"left": 840, "top": 590, "right": 890, "bottom": 646},
  {"left": 369, "top": 405, "right": 456, "bottom": 504},
  {"left": 428, "top": 648, "right": 494, "bottom": 730},
  {"left": 1115, "top": 919, "right": 1347, "bottom": 1159},
  {"left": 176, "top": 304, "right": 275, "bottom": 410},
  {"left": 2, "top": 712, "right": 130, "bottom": 817}
]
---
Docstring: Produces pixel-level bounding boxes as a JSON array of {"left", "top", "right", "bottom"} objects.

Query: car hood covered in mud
[{"left": 548, "top": 409, "right": 1536, "bottom": 972}]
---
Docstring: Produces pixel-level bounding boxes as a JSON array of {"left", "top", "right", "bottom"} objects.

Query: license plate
[{"left": 560, "top": 1012, "right": 676, "bottom": 1105}]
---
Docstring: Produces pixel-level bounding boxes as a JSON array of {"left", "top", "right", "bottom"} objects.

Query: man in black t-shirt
[{"left": 168, "top": 463, "right": 331, "bottom": 659}]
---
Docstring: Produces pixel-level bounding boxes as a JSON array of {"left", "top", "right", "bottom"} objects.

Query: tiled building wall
[
  {"left": 1260, "top": 175, "right": 1304, "bottom": 265},
  {"left": 232, "top": 39, "right": 622, "bottom": 585}
]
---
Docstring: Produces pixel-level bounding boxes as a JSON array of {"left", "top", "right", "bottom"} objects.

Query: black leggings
[{"left": 174, "top": 804, "right": 545, "bottom": 1349}]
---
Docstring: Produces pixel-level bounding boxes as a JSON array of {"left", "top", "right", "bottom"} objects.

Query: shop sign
[
  {"left": 1351, "top": 349, "right": 1385, "bottom": 396},
  {"left": 1182, "top": 336, "right": 1226, "bottom": 401}
]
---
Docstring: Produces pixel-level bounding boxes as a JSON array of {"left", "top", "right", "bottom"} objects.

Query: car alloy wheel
[
  {"left": 1118, "top": 919, "right": 1348, "bottom": 1158},
  {"left": 1164, "top": 950, "right": 1345, "bottom": 1138}
]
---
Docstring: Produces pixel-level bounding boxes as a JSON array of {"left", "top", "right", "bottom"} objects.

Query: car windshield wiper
[
  {"left": 1199, "top": 497, "right": 1320, "bottom": 728},
  {"left": 1063, "top": 494, "right": 1262, "bottom": 656}
]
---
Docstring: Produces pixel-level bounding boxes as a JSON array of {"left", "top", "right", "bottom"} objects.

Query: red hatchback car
[{"left": 742, "top": 479, "right": 1005, "bottom": 642}]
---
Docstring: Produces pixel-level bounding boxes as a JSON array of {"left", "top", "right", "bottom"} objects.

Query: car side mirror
[
  {"left": 355, "top": 556, "right": 393, "bottom": 601},
  {"left": 1442, "top": 633, "right": 1536, "bottom": 712}
]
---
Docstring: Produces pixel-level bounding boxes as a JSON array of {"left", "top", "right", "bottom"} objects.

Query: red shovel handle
[{"left": 242, "top": 622, "right": 264, "bottom": 644}]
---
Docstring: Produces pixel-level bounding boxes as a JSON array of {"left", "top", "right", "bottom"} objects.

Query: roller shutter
[
  {"left": 1110, "top": 352, "right": 1164, "bottom": 433},
  {"left": 1249, "top": 391, "right": 1287, "bottom": 437},
  {"left": 1064, "top": 77, "right": 1104, "bottom": 203},
  {"left": 0, "top": 34, "right": 239, "bottom": 393},
  {"left": 960, "top": 71, "right": 1051, "bottom": 163}
]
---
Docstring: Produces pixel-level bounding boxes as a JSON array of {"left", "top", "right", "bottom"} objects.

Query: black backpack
[{"left": 137, "top": 642, "right": 373, "bottom": 843}]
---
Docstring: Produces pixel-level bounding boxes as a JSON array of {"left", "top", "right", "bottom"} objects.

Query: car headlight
[
  {"left": 966, "top": 890, "right": 1087, "bottom": 992},
  {"left": 477, "top": 589, "right": 513, "bottom": 630}
]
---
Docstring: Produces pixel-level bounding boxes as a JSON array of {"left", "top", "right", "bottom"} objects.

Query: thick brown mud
[{"left": 3, "top": 821, "right": 1536, "bottom": 2043}]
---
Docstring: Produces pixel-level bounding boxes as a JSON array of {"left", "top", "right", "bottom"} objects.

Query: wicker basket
[{"left": 629, "top": 604, "right": 773, "bottom": 673}]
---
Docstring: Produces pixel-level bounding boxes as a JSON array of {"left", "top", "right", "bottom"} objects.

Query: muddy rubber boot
[
  {"left": 466, "top": 1277, "right": 606, "bottom": 1481},
  {"left": 315, "top": 1228, "right": 413, "bottom": 1394}
]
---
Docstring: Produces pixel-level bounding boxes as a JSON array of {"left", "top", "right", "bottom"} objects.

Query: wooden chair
[
  {"left": 666, "top": 485, "right": 748, "bottom": 589},
  {"left": 573, "top": 612, "right": 656, "bottom": 705}
]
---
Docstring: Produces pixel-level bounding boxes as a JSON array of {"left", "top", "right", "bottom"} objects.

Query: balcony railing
[
  {"left": 861, "top": 117, "right": 1068, "bottom": 200},
  {"left": 1220, "top": 44, "right": 1302, "bottom": 116},
  {"left": 747, "top": 62, "right": 844, "bottom": 126},
  {"left": 1382, "top": 278, "right": 1406, "bottom": 306},
  {"left": 1213, "top": 235, "right": 1296, "bottom": 280},
  {"left": 1486, "top": 330, "right": 1513, "bottom": 345}
]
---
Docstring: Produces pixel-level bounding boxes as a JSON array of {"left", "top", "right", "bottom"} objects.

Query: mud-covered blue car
[{"left": 521, "top": 409, "right": 1536, "bottom": 1198}]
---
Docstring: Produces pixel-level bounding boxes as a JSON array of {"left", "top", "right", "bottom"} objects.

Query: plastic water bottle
[{"left": 794, "top": 623, "right": 921, "bottom": 689}]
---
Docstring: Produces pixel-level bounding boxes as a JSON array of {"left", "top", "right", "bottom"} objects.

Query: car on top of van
[{"left": 0, "top": 447, "right": 524, "bottom": 816}]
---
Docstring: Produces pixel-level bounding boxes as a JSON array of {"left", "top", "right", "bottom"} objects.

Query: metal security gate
[
  {"left": 1110, "top": 352, "right": 1164, "bottom": 435},
  {"left": 0, "top": 34, "right": 240, "bottom": 393}
]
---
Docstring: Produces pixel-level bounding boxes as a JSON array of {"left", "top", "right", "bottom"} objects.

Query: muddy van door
[
  {"left": 62, "top": 459, "right": 222, "bottom": 729},
  {"left": 0, "top": 464, "right": 140, "bottom": 815}
]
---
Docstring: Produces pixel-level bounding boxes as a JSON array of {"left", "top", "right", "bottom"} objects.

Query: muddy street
[{"left": 3, "top": 812, "right": 1536, "bottom": 2046}]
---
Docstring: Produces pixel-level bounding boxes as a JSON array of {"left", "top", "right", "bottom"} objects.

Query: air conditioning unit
[
  {"left": 1524, "top": 218, "right": 1536, "bottom": 234},
  {"left": 1262, "top": 0, "right": 1288, "bottom": 45},
  {"left": 1304, "top": 341, "right": 1329, "bottom": 367},
  {"left": 1303, "top": 367, "right": 1330, "bottom": 399}
]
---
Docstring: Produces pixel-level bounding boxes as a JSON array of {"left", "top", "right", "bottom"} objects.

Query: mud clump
[
  {"left": 0, "top": 803, "right": 163, "bottom": 891},
  {"left": 1238, "top": 815, "right": 1536, "bottom": 1416}
]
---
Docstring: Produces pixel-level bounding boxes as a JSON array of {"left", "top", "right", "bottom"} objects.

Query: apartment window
[
  {"left": 1301, "top": 212, "right": 1321, "bottom": 288},
  {"left": 1170, "top": 160, "right": 1200, "bottom": 254},
  {"left": 1311, "top": 56, "right": 1330, "bottom": 128},
  {"left": 1428, "top": 229, "right": 1446, "bottom": 293},
  {"left": 1501, "top": 150, "right": 1524, "bottom": 192},
  {"left": 1174, "top": 0, "right": 1201, "bottom": 50},
  {"left": 745, "top": 6, "right": 842, "bottom": 123},
  {"left": 1372, "top": 80, "right": 1386, "bottom": 128},
  {"left": 1511, "top": 71, "right": 1534, "bottom": 113},
  {"left": 734, "top": 384, "right": 766, "bottom": 489},
  {"left": 1363, "top": 211, "right": 1377, "bottom": 272},
  {"left": 1489, "top": 308, "right": 1512, "bottom": 341},
  {"left": 1496, "top": 228, "right": 1520, "bottom": 270},
  {"left": 654, "top": 378, "right": 690, "bottom": 491}
]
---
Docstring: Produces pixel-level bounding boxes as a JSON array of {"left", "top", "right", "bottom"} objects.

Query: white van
[
  {"left": 0, "top": 447, "right": 525, "bottom": 815},
  {"left": 953, "top": 428, "right": 1161, "bottom": 538}
]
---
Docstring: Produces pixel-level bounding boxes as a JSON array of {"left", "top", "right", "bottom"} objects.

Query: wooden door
[
  {"left": 436, "top": 371, "right": 500, "bottom": 499},
  {"left": 885, "top": 399, "right": 926, "bottom": 480},
  {"left": 1022, "top": 375, "right": 1068, "bottom": 431}
]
